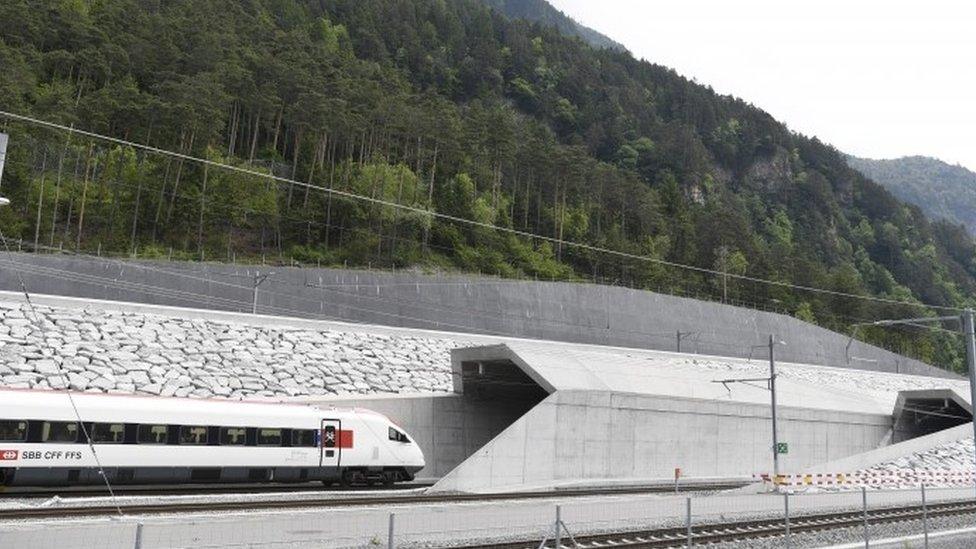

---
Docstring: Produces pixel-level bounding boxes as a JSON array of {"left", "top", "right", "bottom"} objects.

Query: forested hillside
[
  {"left": 848, "top": 156, "right": 976, "bottom": 237},
  {"left": 0, "top": 0, "right": 973, "bottom": 370},
  {"left": 480, "top": 0, "right": 626, "bottom": 51}
]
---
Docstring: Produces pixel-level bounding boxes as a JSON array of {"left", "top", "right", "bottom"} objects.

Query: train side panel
[{"left": 0, "top": 389, "right": 425, "bottom": 487}]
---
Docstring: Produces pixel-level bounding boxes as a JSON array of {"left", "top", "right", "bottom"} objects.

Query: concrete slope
[{"left": 807, "top": 422, "right": 974, "bottom": 474}]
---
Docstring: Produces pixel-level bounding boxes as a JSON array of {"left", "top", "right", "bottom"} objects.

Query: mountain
[
  {"left": 479, "top": 0, "right": 627, "bottom": 51},
  {"left": 0, "top": 0, "right": 972, "bottom": 371},
  {"left": 848, "top": 156, "right": 976, "bottom": 236}
]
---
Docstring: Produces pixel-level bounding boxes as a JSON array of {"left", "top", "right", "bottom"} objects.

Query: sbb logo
[{"left": 0, "top": 449, "right": 18, "bottom": 461}]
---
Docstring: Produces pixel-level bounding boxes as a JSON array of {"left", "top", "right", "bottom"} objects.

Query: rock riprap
[{"left": 0, "top": 302, "right": 461, "bottom": 399}]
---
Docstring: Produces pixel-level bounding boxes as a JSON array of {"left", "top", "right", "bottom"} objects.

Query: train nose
[{"left": 410, "top": 443, "right": 426, "bottom": 468}]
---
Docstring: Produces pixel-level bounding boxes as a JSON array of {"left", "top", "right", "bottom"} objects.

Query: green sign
[{"left": 776, "top": 442, "right": 789, "bottom": 455}]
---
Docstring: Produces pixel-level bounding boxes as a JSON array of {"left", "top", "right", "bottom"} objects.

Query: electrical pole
[
  {"left": 769, "top": 334, "right": 781, "bottom": 483},
  {"left": 711, "top": 335, "right": 785, "bottom": 490},
  {"left": 963, "top": 309, "right": 976, "bottom": 499},
  {"left": 252, "top": 271, "right": 274, "bottom": 315}
]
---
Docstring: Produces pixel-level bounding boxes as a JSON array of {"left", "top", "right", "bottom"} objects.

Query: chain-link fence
[{"left": 2, "top": 486, "right": 974, "bottom": 549}]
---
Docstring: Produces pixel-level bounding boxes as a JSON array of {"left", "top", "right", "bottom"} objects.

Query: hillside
[
  {"left": 479, "top": 0, "right": 626, "bottom": 51},
  {"left": 0, "top": 0, "right": 973, "bottom": 370},
  {"left": 848, "top": 156, "right": 976, "bottom": 236}
]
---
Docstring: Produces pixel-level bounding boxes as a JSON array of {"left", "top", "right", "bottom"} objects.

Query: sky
[{"left": 547, "top": 0, "right": 976, "bottom": 171}]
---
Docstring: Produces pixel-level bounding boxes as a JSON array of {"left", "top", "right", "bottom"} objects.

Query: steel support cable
[
  {"left": 257, "top": 272, "right": 922, "bottom": 332},
  {"left": 0, "top": 228, "right": 124, "bottom": 516},
  {"left": 3, "top": 151, "right": 463, "bottom": 260},
  {"left": 0, "top": 256, "right": 351, "bottom": 324},
  {"left": 0, "top": 257, "right": 381, "bottom": 328},
  {"left": 1, "top": 280, "right": 953, "bottom": 423},
  {"left": 3, "top": 239, "right": 936, "bottom": 359},
  {"left": 45, "top": 231, "right": 931, "bottom": 332},
  {"left": 2, "top": 243, "right": 948, "bottom": 370},
  {"left": 4, "top": 237, "right": 645, "bottom": 337},
  {"left": 0, "top": 256, "right": 256, "bottom": 311},
  {"left": 0, "top": 247, "right": 505, "bottom": 333},
  {"left": 0, "top": 247, "right": 799, "bottom": 357},
  {"left": 4, "top": 137, "right": 958, "bottom": 366},
  {"left": 0, "top": 247, "right": 529, "bottom": 338},
  {"left": 0, "top": 110, "right": 964, "bottom": 313},
  {"left": 8, "top": 147, "right": 943, "bottom": 325}
]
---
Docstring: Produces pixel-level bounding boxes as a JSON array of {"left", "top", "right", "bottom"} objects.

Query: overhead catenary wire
[
  {"left": 0, "top": 229, "right": 953, "bottom": 368},
  {"left": 6, "top": 135, "right": 950, "bottom": 328},
  {"left": 0, "top": 240, "right": 851, "bottom": 361},
  {"left": 0, "top": 197, "right": 956, "bottom": 374},
  {"left": 2, "top": 142, "right": 880, "bottom": 321},
  {"left": 0, "top": 109, "right": 964, "bottom": 313},
  {"left": 0, "top": 236, "right": 900, "bottom": 355},
  {"left": 8, "top": 195, "right": 921, "bottom": 330},
  {"left": 0, "top": 246, "right": 530, "bottom": 338}
]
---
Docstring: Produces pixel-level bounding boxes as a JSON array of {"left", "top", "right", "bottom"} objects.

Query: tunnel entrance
[
  {"left": 450, "top": 358, "right": 550, "bottom": 470},
  {"left": 458, "top": 359, "right": 550, "bottom": 404},
  {"left": 892, "top": 390, "right": 973, "bottom": 443}
]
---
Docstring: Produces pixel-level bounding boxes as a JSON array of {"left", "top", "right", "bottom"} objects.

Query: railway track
[
  {"left": 1, "top": 479, "right": 747, "bottom": 500},
  {"left": 0, "top": 481, "right": 750, "bottom": 520},
  {"left": 0, "top": 481, "right": 433, "bottom": 498},
  {"left": 473, "top": 499, "right": 976, "bottom": 548}
]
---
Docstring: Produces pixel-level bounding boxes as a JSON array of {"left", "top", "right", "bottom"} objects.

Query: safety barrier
[{"left": 755, "top": 470, "right": 976, "bottom": 487}]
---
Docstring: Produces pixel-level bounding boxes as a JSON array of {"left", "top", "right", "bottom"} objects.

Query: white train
[{"left": 0, "top": 388, "right": 424, "bottom": 487}]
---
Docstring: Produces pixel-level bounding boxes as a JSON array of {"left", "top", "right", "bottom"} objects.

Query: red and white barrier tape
[{"left": 753, "top": 470, "right": 976, "bottom": 487}]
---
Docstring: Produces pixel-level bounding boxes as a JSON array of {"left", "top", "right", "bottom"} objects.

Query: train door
[{"left": 320, "top": 419, "right": 341, "bottom": 468}]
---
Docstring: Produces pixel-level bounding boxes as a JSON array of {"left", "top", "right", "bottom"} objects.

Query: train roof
[{"left": 0, "top": 388, "right": 359, "bottom": 427}]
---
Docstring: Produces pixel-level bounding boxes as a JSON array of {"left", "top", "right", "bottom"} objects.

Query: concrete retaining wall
[
  {"left": 0, "top": 253, "right": 950, "bottom": 377},
  {"left": 432, "top": 390, "right": 893, "bottom": 493}
]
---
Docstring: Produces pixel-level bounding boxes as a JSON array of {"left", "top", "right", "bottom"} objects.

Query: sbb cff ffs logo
[{"left": 0, "top": 449, "right": 18, "bottom": 461}]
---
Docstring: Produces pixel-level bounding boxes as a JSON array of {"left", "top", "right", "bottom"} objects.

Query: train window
[
  {"left": 90, "top": 423, "right": 125, "bottom": 443},
  {"left": 179, "top": 425, "right": 209, "bottom": 445},
  {"left": 388, "top": 427, "right": 410, "bottom": 443},
  {"left": 291, "top": 429, "right": 316, "bottom": 447},
  {"left": 256, "top": 428, "right": 282, "bottom": 446},
  {"left": 42, "top": 421, "right": 79, "bottom": 443},
  {"left": 0, "top": 420, "right": 28, "bottom": 441},
  {"left": 137, "top": 424, "right": 169, "bottom": 444},
  {"left": 220, "top": 427, "right": 247, "bottom": 446}
]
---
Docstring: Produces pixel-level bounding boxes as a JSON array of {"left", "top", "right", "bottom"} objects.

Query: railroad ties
[{"left": 485, "top": 500, "right": 976, "bottom": 549}]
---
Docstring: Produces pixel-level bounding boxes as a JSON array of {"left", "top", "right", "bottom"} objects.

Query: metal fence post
[
  {"left": 686, "top": 497, "right": 692, "bottom": 548},
  {"left": 133, "top": 522, "right": 143, "bottom": 549},
  {"left": 388, "top": 512, "right": 395, "bottom": 549},
  {"left": 861, "top": 487, "right": 869, "bottom": 548},
  {"left": 921, "top": 484, "right": 929, "bottom": 549},
  {"left": 783, "top": 493, "right": 791, "bottom": 547},
  {"left": 555, "top": 505, "right": 562, "bottom": 549}
]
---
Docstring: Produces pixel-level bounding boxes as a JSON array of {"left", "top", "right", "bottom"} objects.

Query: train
[{"left": 0, "top": 388, "right": 424, "bottom": 487}]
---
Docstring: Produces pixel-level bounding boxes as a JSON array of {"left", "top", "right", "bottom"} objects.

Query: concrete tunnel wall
[
  {"left": 0, "top": 252, "right": 951, "bottom": 378},
  {"left": 431, "top": 390, "right": 893, "bottom": 493}
]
